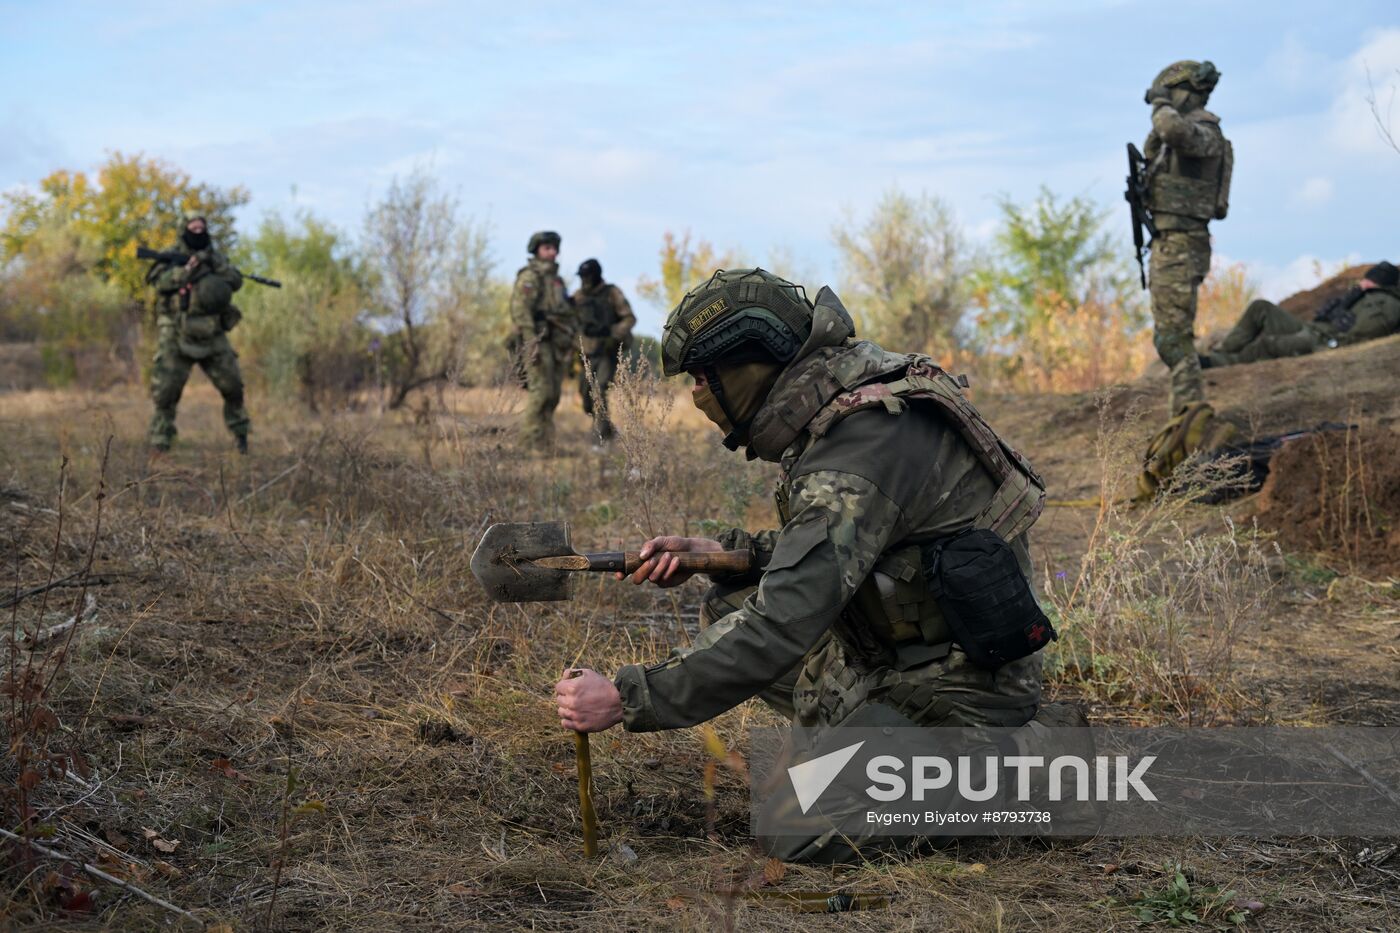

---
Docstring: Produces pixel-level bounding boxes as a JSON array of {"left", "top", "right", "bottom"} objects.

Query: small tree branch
[{"left": 0, "top": 827, "right": 202, "bottom": 926}]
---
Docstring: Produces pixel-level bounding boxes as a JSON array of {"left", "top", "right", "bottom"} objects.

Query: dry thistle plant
[
  {"left": 1045, "top": 391, "right": 1277, "bottom": 724},
  {"left": 605, "top": 351, "right": 681, "bottom": 539}
]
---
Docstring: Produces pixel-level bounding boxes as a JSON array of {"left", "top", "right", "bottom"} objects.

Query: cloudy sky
[{"left": 3, "top": 1, "right": 1398, "bottom": 334}]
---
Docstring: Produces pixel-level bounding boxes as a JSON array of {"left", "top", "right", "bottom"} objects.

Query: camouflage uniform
[
  {"left": 615, "top": 278, "right": 1049, "bottom": 861},
  {"left": 510, "top": 249, "right": 576, "bottom": 450},
  {"left": 1144, "top": 61, "right": 1231, "bottom": 412},
  {"left": 573, "top": 278, "right": 635, "bottom": 440},
  {"left": 147, "top": 232, "right": 248, "bottom": 450},
  {"left": 1205, "top": 287, "right": 1400, "bottom": 367}
]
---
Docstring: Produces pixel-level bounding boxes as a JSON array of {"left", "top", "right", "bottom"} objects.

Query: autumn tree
[
  {"left": 232, "top": 211, "right": 374, "bottom": 407},
  {"left": 971, "top": 188, "right": 1148, "bottom": 392},
  {"left": 1, "top": 152, "right": 247, "bottom": 301},
  {"left": 832, "top": 190, "right": 970, "bottom": 354},
  {"left": 1195, "top": 259, "right": 1258, "bottom": 344},
  {"left": 0, "top": 153, "right": 247, "bottom": 384},
  {"left": 636, "top": 231, "right": 745, "bottom": 311},
  {"left": 435, "top": 220, "right": 511, "bottom": 386},
  {"left": 361, "top": 170, "right": 457, "bottom": 409}
]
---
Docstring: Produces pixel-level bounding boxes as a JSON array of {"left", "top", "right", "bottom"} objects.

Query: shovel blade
[{"left": 471, "top": 521, "right": 575, "bottom": 602}]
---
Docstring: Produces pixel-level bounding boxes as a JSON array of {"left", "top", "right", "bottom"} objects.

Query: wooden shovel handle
[{"left": 618, "top": 549, "right": 751, "bottom": 576}]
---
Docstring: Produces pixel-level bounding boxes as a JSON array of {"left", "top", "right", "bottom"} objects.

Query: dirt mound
[
  {"left": 1254, "top": 427, "right": 1400, "bottom": 574},
  {"left": 1277, "top": 263, "right": 1374, "bottom": 320}
]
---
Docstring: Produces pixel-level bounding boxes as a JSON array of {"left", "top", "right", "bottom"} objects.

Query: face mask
[
  {"left": 182, "top": 229, "right": 211, "bottom": 251},
  {"left": 692, "top": 361, "right": 784, "bottom": 448},
  {"left": 693, "top": 383, "right": 733, "bottom": 435}
]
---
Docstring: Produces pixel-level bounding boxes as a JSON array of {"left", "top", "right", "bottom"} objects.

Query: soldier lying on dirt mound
[
  {"left": 1201, "top": 261, "right": 1400, "bottom": 368},
  {"left": 555, "top": 268, "right": 1076, "bottom": 862}
]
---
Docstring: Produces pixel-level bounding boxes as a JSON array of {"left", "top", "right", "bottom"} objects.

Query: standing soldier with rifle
[
  {"left": 144, "top": 216, "right": 262, "bottom": 455},
  {"left": 1130, "top": 60, "right": 1232, "bottom": 413},
  {"left": 573, "top": 258, "right": 635, "bottom": 442},
  {"left": 510, "top": 231, "right": 576, "bottom": 452}
]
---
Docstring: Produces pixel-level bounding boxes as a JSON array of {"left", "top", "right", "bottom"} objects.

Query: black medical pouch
[{"left": 921, "top": 528, "right": 1056, "bottom": 670}]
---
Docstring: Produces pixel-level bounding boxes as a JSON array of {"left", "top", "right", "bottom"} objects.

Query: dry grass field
[{"left": 3, "top": 340, "right": 1399, "bottom": 930}]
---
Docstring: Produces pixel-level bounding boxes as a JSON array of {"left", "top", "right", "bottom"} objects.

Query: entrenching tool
[
  {"left": 470, "top": 521, "right": 752, "bottom": 602},
  {"left": 472, "top": 522, "right": 750, "bottom": 858},
  {"left": 567, "top": 671, "right": 600, "bottom": 859}
]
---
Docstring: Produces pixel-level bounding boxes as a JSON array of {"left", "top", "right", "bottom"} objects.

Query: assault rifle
[
  {"left": 136, "top": 246, "right": 282, "bottom": 288},
  {"left": 1124, "top": 142, "right": 1157, "bottom": 290}
]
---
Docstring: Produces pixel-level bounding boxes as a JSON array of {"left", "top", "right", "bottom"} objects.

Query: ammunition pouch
[
  {"left": 921, "top": 529, "right": 1056, "bottom": 670},
  {"left": 1149, "top": 173, "right": 1217, "bottom": 221},
  {"left": 180, "top": 311, "right": 223, "bottom": 342},
  {"left": 846, "top": 546, "right": 952, "bottom": 672},
  {"left": 220, "top": 303, "right": 242, "bottom": 333}
]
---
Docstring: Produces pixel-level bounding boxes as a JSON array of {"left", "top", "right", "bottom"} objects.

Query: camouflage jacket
[
  {"left": 572, "top": 282, "right": 636, "bottom": 356},
  {"left": 1144, "top": 105, "right": 1229, "bottom": 232},
  {"left": 614, "top": 289, "right": 1045, "bottom": 732},
  {"left": 152, "top": 246, "right": 242, "bottom": 317},
  {"left": 1320, "top": 285, "right": 1400, "bottom": 346},
  {"left": 510, "top": 257, "right": 575, "bottom": 347}
]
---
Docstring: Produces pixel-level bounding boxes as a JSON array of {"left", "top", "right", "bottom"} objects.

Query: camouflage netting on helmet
[
  {"left": 1152, "top": 59, "right": 1220, "bottom": 93},
  {"left": 661, "top": 268, "right": 814, "bottom": 376}
]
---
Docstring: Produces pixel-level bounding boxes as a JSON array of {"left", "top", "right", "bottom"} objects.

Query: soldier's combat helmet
[
  {"left": 1150, "top": 60, "right": 1220, "bottom": 95},
  {"left": 527, "top": 230, "right": 561, "bottom": 254},
  {"left": 660, "top": 268, "right": 813, "bottom": 377},
  {"left": 578, "top": 258, "right": 602, "bottom": 278}
]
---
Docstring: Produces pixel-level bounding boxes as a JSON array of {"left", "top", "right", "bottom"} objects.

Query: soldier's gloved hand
[
  {"left": 1145, "top": 84, "right": 1172, "bottom": 106},
  {"left": 555, "top": 668, "right": 623, "bottom": 733},
  {"left": 619, "top": 536, "right": 722, "bottom": 588},
  {"left": 610, "top": 322, "right": 630, "bottom": 341}
]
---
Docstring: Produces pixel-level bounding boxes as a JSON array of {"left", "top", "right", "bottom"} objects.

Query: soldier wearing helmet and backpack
[{"left": 1142, "top": 59, "right": 1233, "bottom": 414}]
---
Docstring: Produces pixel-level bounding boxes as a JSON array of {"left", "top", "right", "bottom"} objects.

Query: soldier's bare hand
[
  {"left": 555, "top": 668, "right": 623, "bottom": 733},
  {"left": 185, "top": 255, "right": 200, "bottom": 270},
  {"left": 619, "top": 535, "right": 722, "bottom": 587}
]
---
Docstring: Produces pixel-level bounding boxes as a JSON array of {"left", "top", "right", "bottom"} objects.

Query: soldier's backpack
[
  {"left": 1214, "top": 138, "right": 1234, "bottom": 220},
  {"left": 1136, "top": 402, "right": 1240, "bottom": 501}
]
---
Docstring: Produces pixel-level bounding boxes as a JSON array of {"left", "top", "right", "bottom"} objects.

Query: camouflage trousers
[
  {"left": 698, "top": 580, "right": 1041, "bottom": 863},
  {"left": 1149, "top": 230, "right": 1212, "bottom": 413},
  {"left": 518, "top": 333, "right": 575, "bottom": 451},
  {"left": 148, "top": 329, "right": 249, "bottom": 449},
  {"left": 579, "top": 351, "right": 619, "bottom": 441},
  {"left": 1205, "top": 299, "right": 1323, "bottom": 366}
]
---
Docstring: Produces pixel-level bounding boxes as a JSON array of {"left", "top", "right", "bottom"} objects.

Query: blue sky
[{"left": 3, "top": 1, "right": 1398, "bottom": 334}]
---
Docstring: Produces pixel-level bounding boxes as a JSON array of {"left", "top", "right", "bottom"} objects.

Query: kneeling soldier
[{"left": 555, "top": 269, "right": 1061, "bottom": 862}]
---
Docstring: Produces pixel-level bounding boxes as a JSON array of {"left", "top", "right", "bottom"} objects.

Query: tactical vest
[
  {"left": 573, "top": 285, "right": 612, "bottom": 335},
  {"left": 516, "top": 261, "right": 574, "bottom": 345},
  {"left": 772, "top": 354, "right": 1046, "bottom": 674},
  {"left": 1148, "top": 114, "right": 1232, "bottom": 227}
]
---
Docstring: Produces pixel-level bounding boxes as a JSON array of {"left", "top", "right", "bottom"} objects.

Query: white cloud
[
  {"left": 1294, "top": 176, "right": 1334, "bottom": 207},
  {"left": 1328, "top": 28, "right": 1400, "bottom": 154},
  {"left": 1264, "top": 32, "right": 1333, "bottom": 90}
]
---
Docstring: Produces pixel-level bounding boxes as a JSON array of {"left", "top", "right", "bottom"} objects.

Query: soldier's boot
[
  {"left": 148, "top": 417, "right": 176, "bottom": 455},
  {"left": 1017, "top": 700, "right": 1103, "bottom": 841},
  {"left": 235, "top": 434, "right": 248, "bottom": 455}
]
